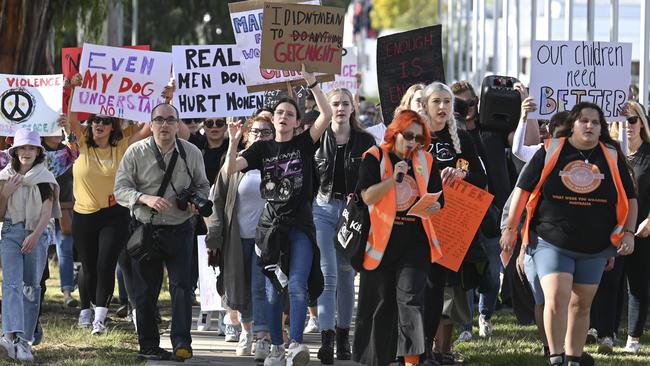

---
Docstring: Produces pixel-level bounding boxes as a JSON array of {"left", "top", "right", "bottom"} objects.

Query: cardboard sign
[
  {"left": 70, "top": 43, "right": 172, "bottom": 121},
  {"left": 197, "top": 235, "right": 224, "bottom": 312},
  {"left": 377, "top": 25, "right": 445, "bottom": 125},
  {"left": 431, "top": 179, "right": 493, "bottom": 272},
  {"left": 61, "top": 45, "right": 150, "bottom": 118},
  {"left": 229, "top": 0, "right": 333, "bottom": 93},
  {"left": 529, "top": 40, "right": 632, "bottom": 121},
  {"left": 320, "top": 47, "right": 359, "bottom": 95},
  {"left": 172, "top": 45, "right": 264, "bottom": 118},
  {"left": 0, "top": 74, "right": 63, "bottom": 136},
  {"left": 260, "top": 2, "right": 345, "bottom": 75},
  {"left": 263, "top": 83, "right": 309, "bottom": 115}
]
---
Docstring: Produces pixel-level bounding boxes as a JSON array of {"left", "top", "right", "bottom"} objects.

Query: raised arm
[
  {"left": 512, "top": 96, "right": 542, "bottom": 162},
  {"left": 224, "top": 121, "right": 248, "bottom": 175},
  {"left": 67, "top": 74, "right": 84, "bottom": 137},
  {"left": 305, "top": 66, "right": 333, "bottom": 143},
  {"left": 127, "top": 122, "right": 153, "bottom": 145}
]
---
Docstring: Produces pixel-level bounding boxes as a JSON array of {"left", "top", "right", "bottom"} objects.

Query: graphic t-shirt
[
  {"left": 242, "top": 131, "right": 316, "bottom": 221},
  {"left": 429, "top": 127, "right": 487, "bottom": 189},
  {"left": 518, "top": 141, "right": 636, "bottom": 253},
  {"left": 357, "top": 150, "right": 443, "bottom": 268}
]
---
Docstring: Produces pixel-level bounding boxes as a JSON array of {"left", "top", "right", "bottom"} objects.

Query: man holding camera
[{"left": 114, "top": 103, "right": 210, "bottom": 361}]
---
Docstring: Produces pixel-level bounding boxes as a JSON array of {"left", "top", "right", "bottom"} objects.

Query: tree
[{"left": 371, "top": 0, "right": 441, "bottom": 31}]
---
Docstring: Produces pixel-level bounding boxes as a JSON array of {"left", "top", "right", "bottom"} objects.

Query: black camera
[{"left": 176, "top": 188, "right": 213, "bottom": 217}]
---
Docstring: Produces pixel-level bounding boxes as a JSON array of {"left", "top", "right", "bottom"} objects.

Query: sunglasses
[
  {"left": 400, "top": 131, "right": 426, "bottom": 145},
  {"left": 627, "top": 116, "right": 640, "bottom": 125},
  {"left": 204, "top": 120, "right": 225, "bottom": 128},
  {"left": 91, "top": 117, "right": 113, "bottom": 125},
  {"left": 249, "top": 128, "right": 273, "bottom": 137}
]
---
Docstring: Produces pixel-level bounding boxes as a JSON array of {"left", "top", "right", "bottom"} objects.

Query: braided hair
[{"left": 422, "top": 82, "right": 462, "bottom": 153}]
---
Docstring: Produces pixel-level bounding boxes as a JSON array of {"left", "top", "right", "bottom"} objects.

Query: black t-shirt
[
  {"left": 630, "top": 141, "right": 650, "bottom": 224},
  {"left": 44, "top": 142, "right": 73, "bottom": 203},
  {"left": 188, "top": 132, "right": 207, "bottom": 148},
  {"left": 242, "top": 131, "right": 317, "bottom": 221},
  {"left": 331, "top": 144, "right": 347, "bottom": 195},
  {"left": 518, "top": 141, "right": 636, "bottom": 253},
  {"left": 202, "top": 141, "right": 228, "bottom": 185},
  {"left": 429, "top": 127, "right": 487, "bottom": 189},
  {"left": 357, "top": 150, "right": 443, "bottom": 268}
]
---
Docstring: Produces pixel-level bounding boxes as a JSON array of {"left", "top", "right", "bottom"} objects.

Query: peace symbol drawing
[{"left": 1, "top": 88, "right": 35, "bottom": 123}]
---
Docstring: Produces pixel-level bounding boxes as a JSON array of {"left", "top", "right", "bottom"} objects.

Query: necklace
[{"left": 576, "top": 147, "right": 597, "bottom": 164}]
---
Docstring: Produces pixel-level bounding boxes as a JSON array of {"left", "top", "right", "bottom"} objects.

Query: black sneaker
[
  {"left": 116, "top": 304, "right": 129, "bottom": 318},
  {"left": 580, "top": 352, "right": 595, "bottom": 366},
  {"left": 137, "top": 347, "right": 172, "bottom": 361},
  {"left": 173, "top": 345, "right": 193, "bottom": 361}
]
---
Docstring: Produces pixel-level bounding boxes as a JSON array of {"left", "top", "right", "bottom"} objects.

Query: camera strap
[{"left": 149, "top": 137, "right": 180, "bottom": 222}]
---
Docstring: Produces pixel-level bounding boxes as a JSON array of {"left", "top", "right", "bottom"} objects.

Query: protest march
[{"left": 0, "top": 1, "right": 649, "bottom": 366}]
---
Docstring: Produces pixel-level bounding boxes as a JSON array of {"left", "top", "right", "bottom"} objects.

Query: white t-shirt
[
  {"left": 365, "top": 123, "right": 387, "bottom": 145},
  {"left": 236, "top": 170, "right": 266, "bottom": 239}
]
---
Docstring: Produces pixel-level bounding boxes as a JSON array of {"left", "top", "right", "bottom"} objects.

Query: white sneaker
[
  {"left": 0, "top": 336, "right": 16, "bottom": 359},
  {"left": 255, "top": 338, "right": 271, "bottom": 361},
  {"left": 286, "top": 341, "right": 309, "bottom": 366},
  {"left": 78, "top": 308, "right": 93, "bottom": 328},
  {"left": 478, "top": 315, "right": 493, "bottom": 337},
  {"left": 264, "top": 344, "right": 286, "bottom": 366},
  {"left": 624, "top": 339, "right": 641, "bottom": 353},
  {"left": 303, "top": 316, "right": 319, "bottom": 334},
  {"left": 225, "top": 324, "right": 241, "bottom": 342},
  {"left": 91, "top": 320, "right": 106, "bottom": 336},
  {"left": 586, "top": 328, "right": 598, "bottom": 344},
  {"left": 236, "top": 331, "right": 253, "bottom": 356},
  {"left": 15, "top": 339, "right": 33, "bottom": 362},
  {"left": 456, "top": 330, "right": 473, "bottom": 343},
  {"left": 197, "top": 312, "right": 212, "bottom": 331},
  {"left": 597, "top": 336, "right": 614, "bottom": 354}
]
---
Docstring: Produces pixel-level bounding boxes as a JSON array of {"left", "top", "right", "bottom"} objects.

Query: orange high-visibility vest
[
  {"left": 522, "top": 137, "right": 629, "bottom": 247},
  {"left": 362, "top": 145, "right": 442, "bottom": 270}
]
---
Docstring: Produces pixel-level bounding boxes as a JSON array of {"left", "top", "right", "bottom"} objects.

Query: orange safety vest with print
[
  {"left": 522, "top": 137, "right": 629, "bottom": 247},
  {"left": 362, "top": 145, "right": 442, "bottom": 270}
]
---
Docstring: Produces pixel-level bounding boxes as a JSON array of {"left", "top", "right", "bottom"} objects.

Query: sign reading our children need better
[
  {"left": 70, "top": 43, "right": 171, "bottom": 121},
  {"left": 0, "top": 74, "right": 63, "bottom": 136},
  {"left": 529, "top": 40, "right": 632, "bottom": 121},
  {"left": 260, "top": 2, "right": 345, "bottom": 75},
  {"left": 172, "top": 45, "right": 264, "bottom": 118}
]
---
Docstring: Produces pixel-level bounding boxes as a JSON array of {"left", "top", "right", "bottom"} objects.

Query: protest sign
[
  {"left": 70, "top": 43, "right": 171, "bottom": 122},
  {"left": 0, "top": 74, "right": 63, "bottom": 136},
  {"left": 229, "top": 0, "right": 333, "bottom": 93},
  {"left": 172, "top": 45, "right": 264, "bottom": 118},
  {"left": 529, "top": 40, "right": 632, "bottom": 121},
  {"left": 320, "top": 47, "right": 359, "bottom": 95},
  {"left": 62, "top": 45, "right": 150, "bottom": 118},
  {"left": 377, "top": 25, "right": 445, "bottom": 124},
  {"left": 263, "top": 83, "right": 309, "bottom": 115},
  {"left": 260, "top": 2, "right": 345, "bottom": 75},
  {"left": 197, "top": 235, "right": 224, "bottom": 312},
  {"left": 430, "top": 179, "right": 493, "bottom": 272}
]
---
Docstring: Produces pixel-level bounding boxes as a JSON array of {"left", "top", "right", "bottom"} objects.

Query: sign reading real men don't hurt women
[
  {"left": 529, "top": 40, "right": 632, "bottom": 121},
  {"left": 377, "top": 25, "right": 445, "bottom": 125},
  {"left": 260, "top": 2, "right": 345, "bottom": 75},
  {"left": 71, "top": 43, "right": 171, "bottom": 121},
  {"left": 172, "top": 45, "right": 264, "bottom": 118}
]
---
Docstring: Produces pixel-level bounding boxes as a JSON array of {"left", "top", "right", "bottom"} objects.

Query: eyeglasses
[
  {"left": 274, "top": 109, "right": 296, "bottom": 118},
  {"left": 91, "top": 117, "right": 113, "bottom": 125},
  {"left": 204, "top": 119, "right": 225, "bottom": 128},
  {"left": 400, "top": 131, "right": 426, "bottom": 145},
  {"left": 627, "top": 116, "right": 640, "bottom": 125},
  {"left": 152, "top": 116, "right": 179, "bottom": 125},
  {"left": 249, "top": 128, "right": 273, "bottom": 137}
]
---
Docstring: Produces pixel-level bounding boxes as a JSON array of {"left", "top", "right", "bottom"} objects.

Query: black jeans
[
  {"left": 131, "top": 219, "right": 194, "bottom": 351},
  {"left": 625, "top": 236, "right": 650, "bottom": 337},
  {"left": 591, "top": 256, "right": 625, "bottom": 338}
]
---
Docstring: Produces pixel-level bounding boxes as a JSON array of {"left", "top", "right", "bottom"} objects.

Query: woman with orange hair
[{"left": 352, "top": 110, "right": 444, "bottom": 366}]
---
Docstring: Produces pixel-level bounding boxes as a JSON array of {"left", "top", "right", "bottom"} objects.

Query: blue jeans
[
  {"left": 266, "top": 228, "right": 313, "bottom": 345},
  {"left": 241, "top": 238, "right": 269, "bottom": 333},
  {"left": 55, "top": 222, "right": 74, "bottom": 292},
  {"left": 313, "top": 198, "right": 356, "bottom": 329},
  {"left": 1, "top": 220, "right": 48, "bottom": 342}
]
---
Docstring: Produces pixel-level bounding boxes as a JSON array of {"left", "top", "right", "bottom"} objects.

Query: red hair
[{"left": 383, "top": 109, "right": 431, "bottom": 151}]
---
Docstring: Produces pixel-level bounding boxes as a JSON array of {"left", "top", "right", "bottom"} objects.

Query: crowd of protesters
[{"left": 0, "top": 58, "right": 648, "bottom": 366}]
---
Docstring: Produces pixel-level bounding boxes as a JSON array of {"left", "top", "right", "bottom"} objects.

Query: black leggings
[
  {"left": 625, "top": 236, "right": 650, "bottom": 337},
  {"left": 73, "top": 205, "right": 130, "bottom": 309}
]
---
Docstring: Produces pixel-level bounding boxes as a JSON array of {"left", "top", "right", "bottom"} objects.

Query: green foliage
[{"left": 371, "top": 0, "right": 441, "bottom": 31}]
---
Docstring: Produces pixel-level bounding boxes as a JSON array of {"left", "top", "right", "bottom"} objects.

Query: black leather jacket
[{"left": 314, "top": 127, "right": 376, "bottom": 202}]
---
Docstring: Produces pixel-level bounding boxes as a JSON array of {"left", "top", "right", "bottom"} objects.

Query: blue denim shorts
[
  {"left": 523, "top": 249, "right": 545, "bottom": 305},
  {"left": 531, "top": 237, "right": 616, "bottom": 285}
]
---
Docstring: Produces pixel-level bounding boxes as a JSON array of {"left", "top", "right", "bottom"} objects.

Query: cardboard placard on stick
[
  {"left": 229, "top": 0, "right": 334, "bottom": 93},
  {"left": 377, "top": 25, "right": 445, "bottom": 125},
  {"left": 320, "top": 47, "right": 359, "bottom": 95},
  {"left": 260, "top": 2, "right": 345, "bottom": 75},
  {"left": 430, "top": 179, "right": 493, "bottom": 272},
  {"left": 529, "top": 40, "right": 632, "bottom": 121}
]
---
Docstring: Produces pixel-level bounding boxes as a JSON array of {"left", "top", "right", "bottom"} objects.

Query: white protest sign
[
  {"left": 529, "top": 40, "right": 632, "bottom": 121},
  {"left": 0, "top": 74, "right": 63, "bottom": 136},
  {"left": 71, "top": 43, "right": 171, "bottom": 121},
  {"left": 320, "top": 47, "right": 358, "bottom": 95},
  {"left": 197, "top": 235, "right": 224, "bottom": 312},
  {"left": 229, "top": 0, "right": 331, "bottom": 93},
  {"left": 172, "top": 45, "right": 264, "bottom": 118}
]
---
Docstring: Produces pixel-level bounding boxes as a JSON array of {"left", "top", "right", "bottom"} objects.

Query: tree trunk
[{"left": 0, "top": 0, "right": 55, "bottom": 74}]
